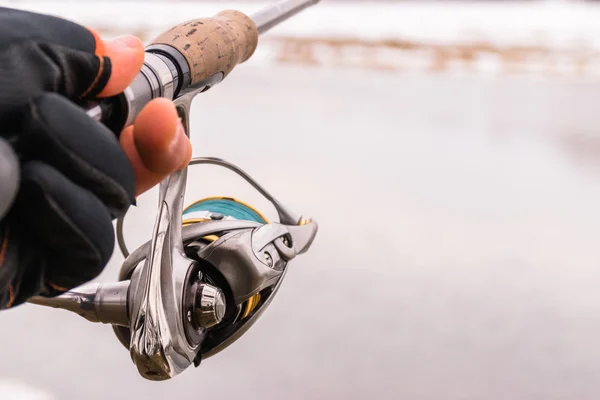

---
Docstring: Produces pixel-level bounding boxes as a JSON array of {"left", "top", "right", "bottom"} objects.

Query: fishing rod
[
  {"left": 28, "top": 0, "right": 320, "bottom": 382},
  {"left": 87, "top": 0, "right": 320, "bottom": 133}
]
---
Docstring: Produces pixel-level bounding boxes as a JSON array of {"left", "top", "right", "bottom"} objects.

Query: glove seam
[{"left": 81, "top": 56, "right": 111, "bottom": 99}]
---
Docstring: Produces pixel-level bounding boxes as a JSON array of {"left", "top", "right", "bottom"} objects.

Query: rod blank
[{"left": 252, "top": 0, "right": 321, "bottom": 34}]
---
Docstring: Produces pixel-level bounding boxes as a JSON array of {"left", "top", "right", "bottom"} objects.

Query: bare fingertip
[{"left": 111, "top": 35, "right": 143, "bottom": 49}]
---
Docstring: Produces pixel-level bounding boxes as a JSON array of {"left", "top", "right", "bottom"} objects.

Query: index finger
[{"left": 88, "top": 29, "right": 145, "bottom": 98}]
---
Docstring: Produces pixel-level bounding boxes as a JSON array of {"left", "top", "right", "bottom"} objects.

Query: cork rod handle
[{"left": 150, "top": 10, "right": 259, "bottom": 85}]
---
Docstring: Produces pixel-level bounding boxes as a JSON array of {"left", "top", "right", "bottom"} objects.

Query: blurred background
[{"left": 2, "top": 0, "right": 600, "bottom": 399}]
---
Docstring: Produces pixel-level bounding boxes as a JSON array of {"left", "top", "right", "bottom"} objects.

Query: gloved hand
[{"left": 0, "top": 7, "right": 192, "bottom": 309}]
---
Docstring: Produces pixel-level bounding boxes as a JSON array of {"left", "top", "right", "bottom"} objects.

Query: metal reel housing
[
  {"left": 27, "top": 157, "right": 317, "bottom": 379},
  {"left": 113, "top": 161, "right": 317, "bottom": 368}
]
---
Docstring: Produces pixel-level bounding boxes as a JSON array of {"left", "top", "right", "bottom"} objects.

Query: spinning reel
[{"left": 31, "top": 156, "right": 318, "bottom": 381}]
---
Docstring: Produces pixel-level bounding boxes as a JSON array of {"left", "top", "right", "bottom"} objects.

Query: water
[{"left": 2, "top": 64, "right": 600, "bottom": 399}]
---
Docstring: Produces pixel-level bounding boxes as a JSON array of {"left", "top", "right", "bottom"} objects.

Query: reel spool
[{"left": 183, "top": 197, "right": 269, "bottom": 225}]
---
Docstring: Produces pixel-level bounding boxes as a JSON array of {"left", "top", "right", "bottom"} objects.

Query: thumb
[{"left": 96, "top": 35, "right": 145, "bottom": 98}]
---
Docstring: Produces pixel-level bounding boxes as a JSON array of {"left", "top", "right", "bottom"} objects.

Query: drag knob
[{"left": 194, "top": 284, "right": 226, "bottom": 329}]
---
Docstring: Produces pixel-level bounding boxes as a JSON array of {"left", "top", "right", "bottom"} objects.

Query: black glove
[{"left": 0, "top": 7, "right": 135, "bottom": 309}]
